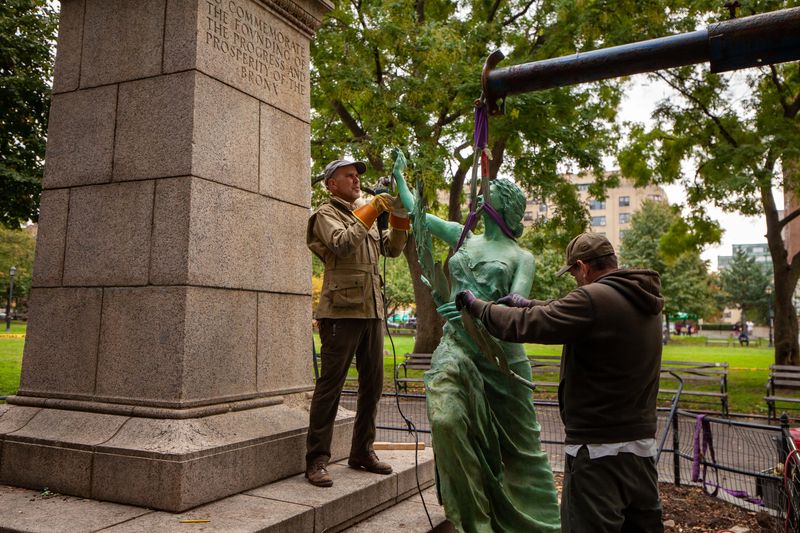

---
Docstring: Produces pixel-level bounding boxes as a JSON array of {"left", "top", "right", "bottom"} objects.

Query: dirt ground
[{"left": 553, "top": 474, "right": 784, "bottom": 532}]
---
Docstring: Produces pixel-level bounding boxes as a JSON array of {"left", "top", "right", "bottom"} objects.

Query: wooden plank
[{"left": 373, "top": 442, "right": 426, "bottom": 450}]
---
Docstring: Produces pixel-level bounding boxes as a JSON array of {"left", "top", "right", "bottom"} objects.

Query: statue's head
[{"left": 486, "top": 178, "right": 526, "bottom": 238}]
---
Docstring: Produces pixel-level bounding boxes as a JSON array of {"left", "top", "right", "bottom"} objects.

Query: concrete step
[
  {"left": 342, "top": 486, "right": 455, "bottom": 532},
  {"left": 0, "top": 449, "right": 435, "bottom": 532}
]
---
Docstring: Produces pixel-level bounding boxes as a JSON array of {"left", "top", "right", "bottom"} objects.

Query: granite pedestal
[{"left": 0, "top": 0, "right": 344, "bottom": 512}]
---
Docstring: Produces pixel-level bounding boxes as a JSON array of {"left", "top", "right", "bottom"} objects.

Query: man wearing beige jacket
[{"left": 305, "top": 158, "right": 409, "bottom": 487}]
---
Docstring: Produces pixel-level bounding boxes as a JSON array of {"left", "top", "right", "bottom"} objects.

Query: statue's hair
[{"left": 491, "top": 178, "right": 526, "bottom": 238}]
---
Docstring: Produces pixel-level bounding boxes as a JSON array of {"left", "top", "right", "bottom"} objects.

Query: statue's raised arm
[{"left": 391, "top": 149, "right": 463, "bottom": 249}]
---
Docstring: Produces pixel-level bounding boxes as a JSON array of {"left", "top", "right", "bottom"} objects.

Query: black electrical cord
[{"left": 377, "top": 206, "right": 434, "bottom": 529}]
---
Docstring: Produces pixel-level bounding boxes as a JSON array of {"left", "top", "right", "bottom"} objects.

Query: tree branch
[
  {"left": 373, "top": 48, "right": 383, "bottom": 87},
  {"left": 331, "top": 99, "right": 368, "bottom": 140},
  {"left": 487, "top": 0, "right": 502, "bottom": 22},
  {"left": 657, "top": 72, "right": 739, "bottom": 148},
  {"left": 503, "top": 0, "right": 537, "bottom": 27},
  {"left": 768, "top": 64, "right": 789, "bottom": 116},
  {"left": 778, "top": 207, "right": 800, "bottom": 230}
]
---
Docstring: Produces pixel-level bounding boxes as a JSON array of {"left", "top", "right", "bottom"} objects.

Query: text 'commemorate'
[{"left": 204, "top": 0, "right": 308, "bottom": 97}]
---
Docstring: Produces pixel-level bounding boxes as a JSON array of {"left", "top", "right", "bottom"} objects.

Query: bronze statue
[{"left": 392, "top": 151, "right": 560, "bottom": 532}]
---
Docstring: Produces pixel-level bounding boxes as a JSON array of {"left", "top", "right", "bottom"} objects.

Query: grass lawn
[
  {"left": 0, "top": 322, "right": 25, "bottom": 397},
  {"left": 1, "top": 325, "right": 787, "bottom": 416}
]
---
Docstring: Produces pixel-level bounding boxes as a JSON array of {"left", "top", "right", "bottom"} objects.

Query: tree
[
  {"left": 381, "top": 252, "right": 416, "bottom": 320},
  {"left": 619, "top": 200, "right": 718, "bottom": 335},
  {"left": 0, "top": 0, "right": 58, "bottom": 228},
  {"left": 0, "top": 226, "right": 36, "bottom": 315},
  {"left": 719, "top": 248, "right": 773, "bottom": 323},
  {"left": 517, "top": 231, "right": 577, "bottom": 300},
  {"left": 618, "top": 2, "right": 800, "bottom": 364},
  {"left": 309, "top": 0, "right": 678, "bottom": 351}
]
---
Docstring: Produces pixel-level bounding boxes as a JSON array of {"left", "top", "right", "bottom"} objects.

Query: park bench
[
  {"left": 529, "top": 354, "right": 561, "bottom": 401},
  {"left": 659, "top": 360, "right": 729, "bottom": 416},
  {"left": 764, "top": 364, "right": 800, "bottom": 421},
  {"left": 705, "top": 337, "right": 732, "bottom": 347},
  {"left": 527, "top": 356, "right": 729, "bottom": 414},
  {"left": 311, "top": 342, "right": 363, "bottom": 391},
  {"left": 394, "top": 353, "right": 433, "bottom": 392}
]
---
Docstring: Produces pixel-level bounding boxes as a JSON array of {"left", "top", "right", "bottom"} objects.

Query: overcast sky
[{"left": 615, "top": 75, "right": 776, "bottom": 271}]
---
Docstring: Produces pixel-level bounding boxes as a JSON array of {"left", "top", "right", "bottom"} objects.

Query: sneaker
[
  {"left": 305, "top": 460, "right": 333, "bottom": 487},
  {"left": 348, "top": 451, "right": 393, "bottom": 475}
]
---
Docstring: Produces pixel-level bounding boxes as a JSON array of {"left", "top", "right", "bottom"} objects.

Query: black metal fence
[{"left": 340, "top": 388, "right": 800, "bottom": 527}]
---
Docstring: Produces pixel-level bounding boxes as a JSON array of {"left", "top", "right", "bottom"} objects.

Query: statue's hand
[
  {"left": 436, "top": 301, "right": 462, "bottom": 323},
  {"left": 496, "top": 293, "right": 533, "bottom": 308},
  {"left": 391, "top": 148, "right": 407, "bottom": 176}
]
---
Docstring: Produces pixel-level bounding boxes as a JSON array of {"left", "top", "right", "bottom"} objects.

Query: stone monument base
[{"left": 0, "top": 399, "right": 354, "bottom": 512}]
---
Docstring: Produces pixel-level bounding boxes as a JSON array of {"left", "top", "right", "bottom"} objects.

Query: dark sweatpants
[
  {"left": 562, "top": 446, "right": 664, "bottom": 533},
  {"left": 305, "top": 318, "right": 384, "bottom": 465}
]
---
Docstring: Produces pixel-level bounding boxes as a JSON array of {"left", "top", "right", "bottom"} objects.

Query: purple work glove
[
  {"left": 454, "top": 290, "right": 477, "bottom": 312},
  {"left": 496, "top": 293, "right": 533, "bottom": 308}
]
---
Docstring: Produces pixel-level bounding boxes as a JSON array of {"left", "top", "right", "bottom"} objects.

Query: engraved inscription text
[{"left": 204, "top": 0, "right": 308, "bottom": 97}]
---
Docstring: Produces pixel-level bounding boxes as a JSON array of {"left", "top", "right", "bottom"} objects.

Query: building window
[
  {"left": 619, "top": 196, "right": 630, "bottom": 207},
  {"left": 576, "top": 183, "right": 589, "bottom": 192},
  {"left": 589, "top": 199, "right": 606, "bottom": 210},
  {"left": 649, "top": 194, "right": 662, "bottom": 201},
  {"left": 591, "top": 216, "right": 606, "bottom": 227},
  {"left": 524, "top": 212, "right": 534, "bottom": 221},
  {"left": 619, "top": 213, "right": 631, "bottom": 224},
  {"left": 539, "top": 203, "right": 548, "bottom": 212}
]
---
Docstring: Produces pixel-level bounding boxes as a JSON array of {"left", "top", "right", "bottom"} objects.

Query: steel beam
[{"left": 484, "top": 7, "right": 800, "bottom": 114}]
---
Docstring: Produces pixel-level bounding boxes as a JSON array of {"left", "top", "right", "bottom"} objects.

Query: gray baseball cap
[
  {"left": 556, "top": 232, "right": 616, "bottom": 277},
  {"left": 323, "top": 159, "right": 367, "bottom": 183}
]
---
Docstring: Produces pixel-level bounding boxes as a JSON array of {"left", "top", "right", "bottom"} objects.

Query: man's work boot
[
  {"left": 348, "top": 451, "right": 393, "bottom": 475},
  {"left": 305, "top": 460, "right": 333, "bottom": 487}
]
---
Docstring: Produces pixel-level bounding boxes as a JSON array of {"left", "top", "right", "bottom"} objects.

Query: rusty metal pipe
[{"left": 484, "top": 7, "right": 800, "bottom": 114}]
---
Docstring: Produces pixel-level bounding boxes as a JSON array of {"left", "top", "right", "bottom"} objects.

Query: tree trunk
[
  {"left": 773, "top": 268, "right": 799, "bottom": 365},
  {"left": 403, "top": 241, "right": 444, "bottom": 353},
  {"left": 764, "top": 163, "right": 800, "bottom": 366}
]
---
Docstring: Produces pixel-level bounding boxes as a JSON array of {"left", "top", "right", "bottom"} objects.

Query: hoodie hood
[{"left": 595, "top": 269, "right": 664, "bottom": 315}]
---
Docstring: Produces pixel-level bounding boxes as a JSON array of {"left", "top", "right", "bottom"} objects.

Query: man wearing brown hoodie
[{"left": 456, "top": 232, "right": 665, "bottom": 532}]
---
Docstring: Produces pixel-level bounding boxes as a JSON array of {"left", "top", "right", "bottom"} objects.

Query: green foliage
[
  {"left": 0, "top": 0, "right": 58, "bottom": 227},
  {"left": 517, "top": 231, "right": 577, "bottom": 300},
  {"left": 308, "top": 0, "right": 683, "bottom": 219},
  {"left": 0, "top": 226, "right": 36, "bottom": 312},
  {"left": 616, "top": 1, "right": 800, "bottom": 363},
  {"left": 719, "top": 248, "right": 773, "bottom": 322},
  {"left": 620, "top": 200, "right": 717, "bottom": 318},
  {"left": 381, "top": 253, "right": 416, "bottom": 317}
]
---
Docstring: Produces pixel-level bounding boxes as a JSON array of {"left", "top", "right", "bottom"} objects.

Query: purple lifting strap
[
  {"left": 453, "top": 102, "right": 515, "bottom": 252},
  {"left": 453, "top": 204, "right": 516, "bottom": 253},
  {"left": 474, "top": 104, "right": 489, "bottom": 149}
]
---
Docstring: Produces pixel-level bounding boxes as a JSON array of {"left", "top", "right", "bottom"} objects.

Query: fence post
[
  {"left": 780, "top": 413, "right": 790, "bottom": 462},
  {"left": 672, "top": 413, "right": 681, "bottom": 486}
]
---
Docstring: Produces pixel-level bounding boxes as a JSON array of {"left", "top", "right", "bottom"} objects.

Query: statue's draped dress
[{"left": 425, "top": 243, "right": 561, "bottom": 532}]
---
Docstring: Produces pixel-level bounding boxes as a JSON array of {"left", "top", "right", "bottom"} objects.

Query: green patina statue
[{"left": 391, "top": 151, "right": 560, "bottom": 532}]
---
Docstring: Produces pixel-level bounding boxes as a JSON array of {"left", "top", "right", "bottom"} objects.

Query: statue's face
[{"left": 476, "top": 182, "right": 503, "bottom": 209}]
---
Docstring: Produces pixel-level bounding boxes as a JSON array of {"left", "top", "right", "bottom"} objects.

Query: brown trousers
[{"left": 306, "top": 318, "right": 384, "bottom": 465}]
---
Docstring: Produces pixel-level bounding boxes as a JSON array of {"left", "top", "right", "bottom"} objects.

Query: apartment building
[
  {"left": 523, "top": 173, "right": 668, "bottom": 252},
  {"left": 717, "top": 243, "right": 772, "bottom": 272}
]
